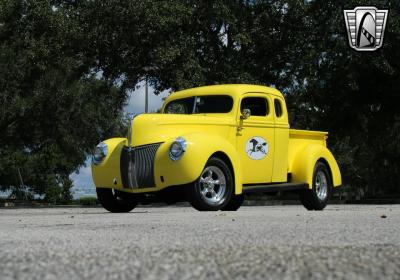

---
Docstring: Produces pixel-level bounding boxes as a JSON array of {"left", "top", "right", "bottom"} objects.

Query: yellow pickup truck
[{"left": 91, "top": 84, "right": 341, "bottom": 212}]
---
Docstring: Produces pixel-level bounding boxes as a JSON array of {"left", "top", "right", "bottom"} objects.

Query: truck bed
[
  {"left": 287, "top": 129, "right": 328, "bottom": 173},
  {"left": 289, "top": 129, "right": 328, "bottom": 141}
]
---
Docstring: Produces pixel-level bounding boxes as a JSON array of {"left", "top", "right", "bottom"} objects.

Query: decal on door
[{"left": 245, "top": 137, "right": 268, "bottom": 160}]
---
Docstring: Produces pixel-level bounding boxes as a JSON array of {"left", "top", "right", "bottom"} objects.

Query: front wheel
[
  {"left": 96, "top": 188, "right": 138, "bottom": 213},
  {"left": 222, "top": 194, "right": 244, "bottom": 211},
  {"left": 186, "top": 157, "right": 234, "bottom": 211},
  {"left": 299, "top": 162, "right": 332, "bottom": 210}
]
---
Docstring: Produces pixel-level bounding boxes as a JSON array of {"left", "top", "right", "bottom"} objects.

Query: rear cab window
[
  {"left": 274, "top": 99, "right": 283, "bottom": 117},
  {"left": 273, "top": 97, "right": 288, "bottom": 126}
]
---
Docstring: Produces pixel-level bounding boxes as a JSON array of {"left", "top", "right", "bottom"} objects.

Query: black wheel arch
[
  {"left": 210, "top": 151, "right": 235, "bottom": 186},
  {"left": 316, "top": 157, "right": 333, "bottom": 186}
]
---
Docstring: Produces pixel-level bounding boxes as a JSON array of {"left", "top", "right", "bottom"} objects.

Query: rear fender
[{"left": 290, "top": 144, "right": 342, "bottom": 188}]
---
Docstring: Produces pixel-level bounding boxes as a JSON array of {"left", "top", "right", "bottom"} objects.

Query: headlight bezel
[
  {"left": 92, "top": 142, "right": 108, "bottom": 165},
  {"left": 169, "top": 137, "right": 187, "bottom": 161}
]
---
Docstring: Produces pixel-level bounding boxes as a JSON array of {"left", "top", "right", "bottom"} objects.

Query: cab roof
[{"left": 165, "top": 84, "right": 284, "bottom": 102}]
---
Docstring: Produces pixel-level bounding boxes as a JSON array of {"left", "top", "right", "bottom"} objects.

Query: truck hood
[{"left": 130, "top": 114, "right": 236, "bottom": 147}]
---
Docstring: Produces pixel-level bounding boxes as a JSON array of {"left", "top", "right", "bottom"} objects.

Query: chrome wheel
[
  {"left": 315, "top": 170, "right": 328, "bottom": 201},
  {"left": 299, "top": 162, "right": 331, "bottom": 211},
  {"left": 199, "top": 166, "right": 227, "bottom": 205}
]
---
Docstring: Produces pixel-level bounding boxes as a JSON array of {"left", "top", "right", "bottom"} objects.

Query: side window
[
  {"left": 240, "top": 97, "right": 269, "bottom": 116},
  {"left": 274, "top": 99, "right": 283, "bottom": 118}
]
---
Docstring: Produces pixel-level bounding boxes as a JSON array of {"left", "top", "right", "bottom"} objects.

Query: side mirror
[{"left": 241, "top": 109, "right": 251, "bottom": 120}]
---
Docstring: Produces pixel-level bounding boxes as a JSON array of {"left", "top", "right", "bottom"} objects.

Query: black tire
[
  {"left": 186, "top": 157, "right": 234, "bottom": 211},
  {"left": 96, "top": 188, "right": 138, "bottom": 213},
  {"left": 299, "top": 162, "right": 332, "bottom": 211},
  {"left": 222, "top": 194, "right": 244, "bottom": 211}
]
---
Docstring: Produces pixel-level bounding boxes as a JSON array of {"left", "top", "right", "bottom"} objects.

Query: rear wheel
[
  {"left": 96, "top": 188, "right": 138, "bottom": 213},
  {"left": 299, "top": 162, "right": 332, "bottom": 210},
  {"left": 186, "top": 157, "right": 233, "bottom": 211}
]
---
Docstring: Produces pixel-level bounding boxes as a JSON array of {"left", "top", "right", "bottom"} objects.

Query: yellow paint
[
  {"left": 91, "top": 138, "right": 126, "bottom": 189},
  {"left": 91, "top": 84, "right": 341, "bottom": 195},
  {"left": 288, "top": 130, "right": 342, "bottom": 187},
  {"left": 236, "top": 92, "right": 275, "bottom": 183},
  {"left": 154, "top": 133, "right": 243, "bottom": 195},
  {"left": 272, "top": 96, "right": 290, "bottom": 182}
]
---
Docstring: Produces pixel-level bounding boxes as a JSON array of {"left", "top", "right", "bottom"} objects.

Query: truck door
[{"left": 236, "top": 94, "right": 274, "bottom": 184}]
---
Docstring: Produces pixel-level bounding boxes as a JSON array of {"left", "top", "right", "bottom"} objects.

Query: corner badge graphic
[
  {"left": 343, "top": 6, "right": 388, "bottom": 51},
  {"left": 246, "top": 137, "right": 268, "bottom": 160}
]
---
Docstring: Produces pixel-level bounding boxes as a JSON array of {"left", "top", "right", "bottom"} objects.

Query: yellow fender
[
  {"left": 290, "top": 144, "right": 342, "bottom": 188},
  {"left": 91, "top": 138, "right": 126, "bottom": 189},
  {"left": 154, "top": 133, "right": 243, "bottom": 194}
]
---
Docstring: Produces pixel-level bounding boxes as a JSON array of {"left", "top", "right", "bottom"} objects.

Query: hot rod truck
[{"left": 91, "top": 84, "right": 341, "bottom": 212}]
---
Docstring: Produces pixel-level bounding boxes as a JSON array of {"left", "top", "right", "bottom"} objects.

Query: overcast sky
[
  {"left": 70, "top": 82, "right": 170, "bottom": 191},
  {"left": 124, "top": 81, "right": 170, "bottom": 114}
]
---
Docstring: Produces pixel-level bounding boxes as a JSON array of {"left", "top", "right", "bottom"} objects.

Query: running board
[{"left": 242, "top": 183, "right": 309, "bottom": 194}]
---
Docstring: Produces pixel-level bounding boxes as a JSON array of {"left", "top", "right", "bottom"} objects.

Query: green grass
[{"left": 72, "top": 197, "right": 99, "bottom": 206}]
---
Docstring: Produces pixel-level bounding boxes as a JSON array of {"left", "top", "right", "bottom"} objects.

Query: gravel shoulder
[{"left": 1, "top": 205, "right": 399, "bottom": 280}]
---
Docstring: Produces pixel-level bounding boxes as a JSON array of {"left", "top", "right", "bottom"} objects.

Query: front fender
[
  {"left": 91, "top": 138, "right": 127, "bottom": 189},
  {"left": 290, "top": 144, "right": 342, "bottom": 188},
  {"left": 154, "top": 133, "right": 243, "bottom": 194}
]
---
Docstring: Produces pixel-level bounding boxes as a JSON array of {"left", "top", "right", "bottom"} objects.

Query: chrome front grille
[{"left": 120, "top": 143, "right": 161, "bottom": 189}]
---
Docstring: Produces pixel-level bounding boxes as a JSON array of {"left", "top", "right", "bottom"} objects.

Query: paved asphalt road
[{"left": 0, "top": 205, "right": 400, "bottom": 280}]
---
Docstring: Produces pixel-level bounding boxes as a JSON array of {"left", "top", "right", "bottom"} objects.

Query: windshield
[{"left": 164, "top": 95, "right": 233, "bottom": 114}]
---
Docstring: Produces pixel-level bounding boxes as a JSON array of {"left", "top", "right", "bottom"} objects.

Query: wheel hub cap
[
  {"left": 315, "top": 170, "right": 328, "bottom": 201},
  {"left": 199, "top": 166, "right": 226, "bottom": 205}
]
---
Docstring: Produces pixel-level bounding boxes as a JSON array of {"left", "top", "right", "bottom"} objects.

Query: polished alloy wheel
[
  {"left": 299, "top": 162, "right": 331, "bottom": 211},
  {"left": 315, "top": 170, "right": 328, "bottom": 201},
  {"left": 199, "top": 166, "right": 226, "bottom": 205}
]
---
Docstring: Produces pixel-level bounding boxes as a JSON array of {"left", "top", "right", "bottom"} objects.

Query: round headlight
[
  {"left": 92, "top": 142, "right": 108, "bottom": 165},
  {"left": 169, "top": 137, "right": 187, "bottom": 161}
]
